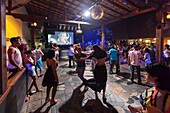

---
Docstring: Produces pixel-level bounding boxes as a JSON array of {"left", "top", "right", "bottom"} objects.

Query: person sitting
[
  {"left": 82, "top": 45, "right": 107, "bottom": 102},
  {"left": 128, "top": 63, "right": 170, "bottom": 113}
]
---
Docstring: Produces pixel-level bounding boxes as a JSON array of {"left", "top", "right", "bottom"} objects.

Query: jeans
[
  {"left": 164, "top": 57, "right": 170, "bottom": 67},
  {"left": 69, "top": 56, "right": 75, "bottom": 68},
  {"left": 109, "top": 60, "right": 119, "bottom": 73},
  {"left": 130, "top": 65, "right": 141, "bottom": 82},
  {"left": 77, "top": 66, "right": 86, "bottom": 81}
]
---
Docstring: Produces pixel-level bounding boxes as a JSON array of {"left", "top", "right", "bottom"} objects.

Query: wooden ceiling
[
  {"left": 25, "top": 0, "right": 153, "bottom": 25},
  {"left": 7, "top": 0, "right": 170, "bottom": 30}
]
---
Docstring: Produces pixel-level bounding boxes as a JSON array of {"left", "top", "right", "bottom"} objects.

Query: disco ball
[{"left": 91, "top": 6, "right": 104, "bottom": 20}]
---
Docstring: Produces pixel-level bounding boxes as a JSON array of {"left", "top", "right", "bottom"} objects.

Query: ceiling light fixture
[
  {"left": 31, "top": 22, "right": 37, "bottom": 27},
  {"left": 167, "top": 13, "right": 170, "bottom": 19},
  {"left": 84, "top": 11, "right": 90, "bottom": 17},
  {"left": 76, "top": 23, "right": 82, "bottom": 34}
]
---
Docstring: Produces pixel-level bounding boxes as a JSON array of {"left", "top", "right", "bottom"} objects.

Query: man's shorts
[{"left": 35, "top": 60, "right": 42, "bottom": 70}]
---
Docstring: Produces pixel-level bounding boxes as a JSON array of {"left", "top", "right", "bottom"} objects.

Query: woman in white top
[
  {"left": 52, "top": 43, "right": 60, "bottom": 67},
  {"left": 163, "top": 44, "right": 170, "bottom": 66},
  {"left": 143, "top": 47, "right": 152, "bottom": 66},
  {"left": 24, "top": 50, "right": 42, "bottom": 95}
]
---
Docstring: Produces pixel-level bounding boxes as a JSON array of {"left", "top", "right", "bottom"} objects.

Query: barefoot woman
[
  {"left": 42, "top": 49, "right": 59, "bottom": 105},
  {"left": 84, "top": 45, "right": 107, "bottom": 102}
]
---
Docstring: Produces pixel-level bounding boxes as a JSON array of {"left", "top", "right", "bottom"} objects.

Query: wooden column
[
  {"left": 101, "top": 25, "right": 105, "bottom": 49},
  {"left": 0, "top": 0, "right": 7, "bottom": 94},
  {"left": 156, "top": 8, "right": 164, "bottom": 62},
  {"left": 30, "top": 26, "right": 35, "bottom": 46},
  {"left": 82, "top": 34, "right": 84, "bottom": 50}
]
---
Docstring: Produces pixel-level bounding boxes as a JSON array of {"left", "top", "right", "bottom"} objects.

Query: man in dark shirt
[{"left": 74, "top": 47, "right": 87, "bottom": 82}]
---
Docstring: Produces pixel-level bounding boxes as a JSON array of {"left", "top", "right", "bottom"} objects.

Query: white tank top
[
  {"left": 7, "top": 46, "right": 23, "bottom": 69},
  {"left": 35, "top": 49, "right": 42, "bottom": 61}
]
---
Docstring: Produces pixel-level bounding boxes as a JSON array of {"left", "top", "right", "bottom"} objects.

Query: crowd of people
[
  {"left": 67, "top": 42, "right": 170, "bottom": 113},
  {"left": 6, "top": 36, "right": 170, "bottom": 112},
  {"left": 7, "top": 36, "right": 59, "bottom": 105}
]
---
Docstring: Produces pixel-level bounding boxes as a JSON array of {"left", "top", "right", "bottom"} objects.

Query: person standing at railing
[
  {"left": 17, "top": 36, "right": 28, "bottom": 65},
  {"left": 24, "top": 50, "right": 42, "bottom": 95},
  {"left": 7, "top": 37, "right": 24, "bottom": 79}
]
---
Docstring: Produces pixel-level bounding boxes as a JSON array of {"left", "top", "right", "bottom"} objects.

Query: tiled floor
[{"left": 21, "top": 58, "right": 152, "bottom": 113}]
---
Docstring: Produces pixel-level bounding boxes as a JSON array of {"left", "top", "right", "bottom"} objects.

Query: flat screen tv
[{"left": 48, "top": 31, "right": 74, "bottom": 45}]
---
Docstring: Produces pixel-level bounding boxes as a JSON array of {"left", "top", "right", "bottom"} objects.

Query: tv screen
[{"left": 48, "top": 32, "right": 74, "bottom": 45}]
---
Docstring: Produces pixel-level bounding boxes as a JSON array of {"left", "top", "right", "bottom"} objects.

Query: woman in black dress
[
  {"left": 83, "top": 45, "right": 107, "bottom": 102},
  {"left": 42, "top": 50, "right": 59, "bottom": 105}
]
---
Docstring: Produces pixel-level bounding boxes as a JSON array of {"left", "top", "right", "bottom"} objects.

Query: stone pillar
[
  {"left": 156, "top": 8, "right": 164, "bottom": 62},
  {"left": 101, "top": 25, "right": 105, "bottom": 49},
  {"left": 0, "top": 0, "right": 7, "bottom": 94}
]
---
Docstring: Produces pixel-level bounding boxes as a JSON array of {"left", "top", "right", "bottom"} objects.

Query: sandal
[
  {"left": 36, "top": 89, "right": 42, "bottom": 92},
  {"left": 45, "top": 97, "right": 51, "bottom": 102},
  {"left": 50, "top": 99, "right": 59, "bottom": 105},
  {"left": 83, "top": 86, "right": 88, "bottom": 92},
  {"left": 102, "top": 97, "right": 107, "bottom": 102},
  {"left": 26, "top": 90, "right": 32, "bottom": 95}
]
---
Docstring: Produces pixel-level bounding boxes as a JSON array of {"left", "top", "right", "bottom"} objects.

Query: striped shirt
[{"left": 140, "top": 87, "right": 170, "bottom": 113}]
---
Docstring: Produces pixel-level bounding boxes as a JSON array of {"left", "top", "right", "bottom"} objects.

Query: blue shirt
[{"left": 109, "top": 48, "right": 118, "bottom": 60}]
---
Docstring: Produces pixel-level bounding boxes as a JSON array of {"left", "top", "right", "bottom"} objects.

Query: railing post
[{"left": 0, "top": 0, "right": 7, "bottom": 94}]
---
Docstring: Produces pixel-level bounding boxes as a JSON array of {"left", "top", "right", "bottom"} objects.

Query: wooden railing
[{"left": 0, "top": 68, "right": 26, "bottom": 104}]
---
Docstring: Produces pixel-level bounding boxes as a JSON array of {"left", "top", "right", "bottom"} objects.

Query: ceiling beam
[
  {"left": 29, "top": 0, "right": 75, "bottom": 17},
  {"left": 126, "top": 0, "right": 140, "bottom": 8},
  {"left": 27, "top": 7, "right": 64, "bottom": 19},
  {"left": 139, "top": 0, "right": 161, "bottom": 8},
  {"left": 11, "top": 4, "right": 24, "bottom": 11},
  {"left": 107, "top": 0, "right": 131, "bottom": 12},
  {"left": 27, "top": 2, "right": 76, "bottom": 21},
  {"left": 7, "top": 0, "right": 12, "bottom": 13},
  {"left": 55, "top": 1, "right": 80, "bottom": 16},
  {"left": 6, "top": 13, "right": 48, "bottom": 22},
  {"left": 103, "top": 7, "right": 156, "bottom": 26},
  {"left": 26, "top": 5, "right": 64, "bottom": 18}
]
